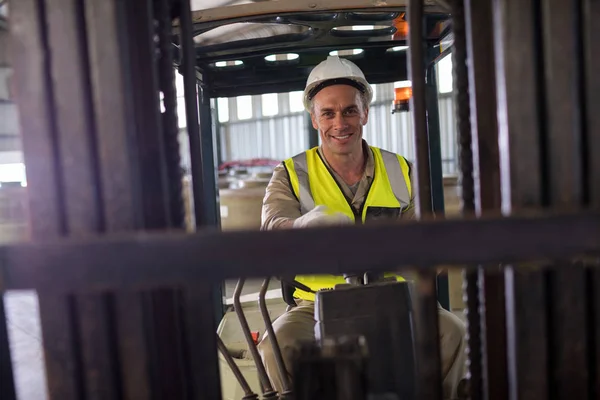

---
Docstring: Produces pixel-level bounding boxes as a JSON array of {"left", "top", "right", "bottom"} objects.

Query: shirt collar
[{"left": 317, "top": 139, "right": 374, "bottom": 179}]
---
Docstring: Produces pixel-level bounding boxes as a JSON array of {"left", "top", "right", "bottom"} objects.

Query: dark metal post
[
  {"left": 426, "top": 48, "right": 445, "bottom": 216},
  {"left": 0, "top": 297, "right": 16, "bottom": 400},
  {"left": 408, "top": 0, "right": 442, "bottom": 398},
  {"left": 493, "top": 0, "right": 549, "bottom": 399},
  {"left": 425, "top": 47, "right": 450, "bottom": 311},
  {"left": 463, "top": 0, "right": 507, "bottom": 398},
  {"left": 198, "top": 86, "right": 225, "bottom": 325},
  {"left": 179, "top": 0, "right": 223, "bottom": 398}
]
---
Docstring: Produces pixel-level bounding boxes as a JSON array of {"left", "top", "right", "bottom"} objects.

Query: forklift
[
  {"left": 190, "top": 1, "right": 458, "bottom": 398},
  {"left": 2, "top": 0, "right": 599, "bottom": 399}
]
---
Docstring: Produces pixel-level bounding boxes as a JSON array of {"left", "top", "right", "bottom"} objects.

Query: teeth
[{"left": 335, "top": 135, "right": 350, "bottom": 139}]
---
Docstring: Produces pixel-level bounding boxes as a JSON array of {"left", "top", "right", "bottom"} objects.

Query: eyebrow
[{"left": 320, "top": 105, "right": 359, "bottom": 114}]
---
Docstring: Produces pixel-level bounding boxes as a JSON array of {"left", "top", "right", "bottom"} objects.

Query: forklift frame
[{"left": 1, "top": 0, "right": 600, "bottom": 399}]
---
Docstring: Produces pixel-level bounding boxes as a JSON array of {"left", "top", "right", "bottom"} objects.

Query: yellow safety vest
[{"left": 283, "top": 146, "right": 413, "bottom": 301}]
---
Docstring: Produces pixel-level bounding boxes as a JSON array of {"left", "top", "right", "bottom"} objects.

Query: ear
[{"left": 311, "top": 113, "right": 319, "bottom": 130}]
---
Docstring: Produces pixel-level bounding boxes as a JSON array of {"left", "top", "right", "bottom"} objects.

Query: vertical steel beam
[
  {"left": 9, "top": 0, "right": 66, "bottom": 237},
  {"left": 156, "top": 0, "right": 185, "bottom": 229},
  {"left": 179, "top": 0, "right": 223, "bottom": 397},
  {"left": 182, "top": 285, "right": 222, "bottom": 400},
  {"left": 493, "top": 1, "right": 545, "bottom": 213},
  {"left": 425, "top": 52, "right": 450, "bottom": 311},
  {"left": 408, "top": 1, "right": 442, "bottom": 399},
  {"left": 451, "top": 2, "right": 482, "bottom": 398},
  {"left": 0, "top": 296, "right": 16, "bottom": 400},
  {"left": 493, "top": 0, "right": 549, "bottom": 399},
  {"left": 10, "top": 1, "right": 80, "bottom": 398},
  {"left": 114, "top": 293, "right": 152, "bottom": 400},
  {"left": 85, "top": 0, "right": 141, "bottom": 231},
  {"left": 463, "top": 0, "right": 507, "bottom": 399},
  {"left": 408, "top": 0, "right": 433, "bottom": 217},
  {"left": 582, "top": 0, "right": 600, "bottom": 207},
  {"left": 198, "top": 85, "right": 226, "bottom": 324},
  {"left": 504, "top": 266, "right": 549, "bottom": 400},
  {"left": 541, "top": 0, "right": 584, "bottom": 210},
  {"left": 540, "top": 2, "right": 589, "bottom": 398},
  {"left": 425, "top": 51, "right": 445, "bottom": 216}
]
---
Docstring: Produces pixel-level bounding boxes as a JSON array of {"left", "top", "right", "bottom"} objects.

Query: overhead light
[
  {"left": 329, "top": 49, "right": 364, "bottom": 57},
  {"left": 265, "top": 53, "right": 300, "bottom": 62},
  {"left": 332, "top": 25, "right": 387, "bottom": 32},
  {"left": 214, "top": 60, "right": 243, "bottom": 68},
  {"left": 387, "top": 45, "right": 408, "bottom": 52}
]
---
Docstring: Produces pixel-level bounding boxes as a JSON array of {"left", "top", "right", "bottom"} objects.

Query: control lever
[
  {"left": 216, "top": 335, "right": 259, "bottom": 400},
  {"left": 233, "top": 278, "right": 278, "bottom": 398},
  {"left": 259, "top": 277, "right": 293, "bottom": 399}
]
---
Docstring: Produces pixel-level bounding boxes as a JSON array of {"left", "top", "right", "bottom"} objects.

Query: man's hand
[{"left": 292, "top": 205, "right": 353, "bottom": 228}]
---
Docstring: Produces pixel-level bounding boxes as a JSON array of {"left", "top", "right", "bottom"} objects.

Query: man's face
[{"left": 310, "top": 84, "right": 369, "bottom": 156}]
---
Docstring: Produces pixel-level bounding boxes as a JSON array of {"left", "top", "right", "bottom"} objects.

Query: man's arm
[
  {"left": 399, "top": 160, "right": 416, "bottom": 220},
  {"left": 261, "top": 163, "right": 302, "bottom": 230}
]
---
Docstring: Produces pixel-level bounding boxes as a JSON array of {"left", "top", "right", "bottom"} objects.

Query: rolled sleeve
[{"left": 261, "top": 163, "right": 302, "bottom": 230}]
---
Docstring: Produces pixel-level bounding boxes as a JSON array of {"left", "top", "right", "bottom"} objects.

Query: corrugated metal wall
[{"left": 217, "top": 83, "right": 458, "bottom": 176}]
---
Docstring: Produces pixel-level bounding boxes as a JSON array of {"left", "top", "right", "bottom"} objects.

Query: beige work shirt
[{"left": 261, "top": 140, "right": 416, "bottom": 230}]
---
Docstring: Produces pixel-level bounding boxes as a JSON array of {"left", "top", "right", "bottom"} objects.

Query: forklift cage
[{"left": 1, "top": 0, "right": 599, "bottom": 399}]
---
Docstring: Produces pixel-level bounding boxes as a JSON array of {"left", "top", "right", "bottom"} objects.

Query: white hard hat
[{"left": 303, "top": 56, "right": 373, "bottom": 112}]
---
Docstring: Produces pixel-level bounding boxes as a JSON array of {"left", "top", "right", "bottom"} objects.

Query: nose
[{"left": 333, "top": 112, "right": 348, "bottom": 130}]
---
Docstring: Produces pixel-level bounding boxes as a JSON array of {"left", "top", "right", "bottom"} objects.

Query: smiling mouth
[{"left": 332, "top": 133, "right": 352, "bottom": 140}]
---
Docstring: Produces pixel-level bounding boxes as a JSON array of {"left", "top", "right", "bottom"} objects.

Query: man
[{"left": 258, "top": 56, "right": 467, "bottom": 399}]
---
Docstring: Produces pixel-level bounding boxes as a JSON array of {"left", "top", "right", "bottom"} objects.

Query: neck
[{"left": 322, "top": 144, "right": 365, "bottom": 185}]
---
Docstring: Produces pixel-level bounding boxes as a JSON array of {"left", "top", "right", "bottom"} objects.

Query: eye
[{"left": 344, "top": 108, "right": 359, "bottom": 116}]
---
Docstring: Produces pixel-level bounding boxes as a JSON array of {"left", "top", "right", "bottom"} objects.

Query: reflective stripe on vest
[{"left": 283, "top": 146, "right": 412, "bottom": 301}]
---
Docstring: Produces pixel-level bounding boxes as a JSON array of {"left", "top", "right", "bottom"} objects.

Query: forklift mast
[{"left": 1, "top": 0, "right": 599, "bottom": 399}]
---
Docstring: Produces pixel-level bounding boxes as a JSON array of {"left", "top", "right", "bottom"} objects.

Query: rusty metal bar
[
  {"left": 36, "top": 295, "right": 84, "bottom": 399},
  {"left": 504, "top": 266, "right": 549, "bottom": 400},
  {"left": 494, "top": 0, "right": 550, "bottom": 398},
  {"left": 181, "top": 285, "right": 222, "bottom": 400},
  {"left": 451, "top": 0, "right": 475, "bottom": 216},
  {"left": 123, "top": 0, "right": 171, "bottom": 230},
  {"left": 541, "top": 1, "right": 589, "bottom": 397},
  {"left": 76, "top": 294, "right": 121, "bottom": 399},
  {"left": 493, "top": 0, "right": 545, "bottom": 213},
  {"left": 1, "top": 212, "right": 600, "bottom": 293},
  {"left": 156, "top": 0, "right": 185, "bottom": 229},
  {"left": 10, "top": 1, "right": 82, "bottom": 398},
  {"left": 583, "top": 0, "right": 600, "bottom": 207},
  {"left": 114, "top": 293, "right": 152, "bottom": 400},
  {"left": 46, "top": 0, "right": 103, "bottom": 234},
  {"left": 408, "top": 0, "right": 433, "bottom": 217},
  {"left": 464, "top": 0, "right": 506, "bottom": 398},
  {"left": 591, "top": 264, "right": 600, "bottom": 398},
  {"left": 451, "top": 1, "right": 482, "bottom": 399},
  {"left": 408, "top": 0, "right": 442, "bottom": 397},
  {"left": 9, "top": 0, "right": 65, "bottom": 237},
  {"left": 541, "top": 0, "right": 584, "bottom": 210},
  {"left": 85, "top": 0, "right": 141, "bottom": 231},
  {"left": 548, "top": 264, "right": 590, "bottom": 399}
]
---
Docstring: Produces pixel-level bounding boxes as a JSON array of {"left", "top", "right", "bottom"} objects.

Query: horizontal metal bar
[
  {"left": 187, "top": 0, "right": 446, "bottom": 25},
  {"left": 1, "top": 212, "right": 599, "bottom": 293}
]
